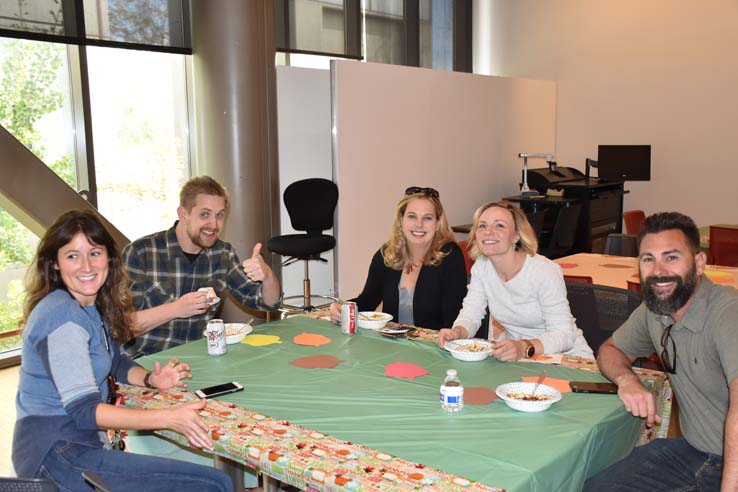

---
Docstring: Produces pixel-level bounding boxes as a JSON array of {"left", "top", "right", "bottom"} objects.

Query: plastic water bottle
[{"left": 440, "top": 369, "right": 464, "bottom": 412}]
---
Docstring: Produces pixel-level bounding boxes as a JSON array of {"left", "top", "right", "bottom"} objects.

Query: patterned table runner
[{"left": 119, "top": 384, "right": 505, "bottom": 492}]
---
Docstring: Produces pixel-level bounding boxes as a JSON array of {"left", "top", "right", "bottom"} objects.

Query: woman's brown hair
[{"left": 21, "top": 209, "right": 134, "bottom": 343}]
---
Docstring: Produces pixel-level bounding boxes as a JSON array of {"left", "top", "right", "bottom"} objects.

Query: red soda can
[{"left": 341, "top": 302, "right": 357, "bottom": 335}]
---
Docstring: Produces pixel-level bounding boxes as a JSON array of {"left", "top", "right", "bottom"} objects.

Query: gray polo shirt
[{"left": 612, "top": 276, "right": 738, "bottom": 456}]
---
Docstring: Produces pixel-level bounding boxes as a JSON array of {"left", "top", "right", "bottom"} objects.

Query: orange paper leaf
[
  {"left": 521, "top": 376, "right": 572, "bottom": 393},
  {"left": 293, "top": 332, "right": 332, "bottom": 347}
]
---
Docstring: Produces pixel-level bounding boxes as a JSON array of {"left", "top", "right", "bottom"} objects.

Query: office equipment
[
  {"left": 518, "top": 152, "right": 555, "bottom": 196},
  {"left": 597, "top": 145, "right": 651, "bottom": 182},
  {"left": 507, "top": 165, "right": 625, "bottom": 254},
  {"left": 526, "top": 166, "right": 585, "bottom": 195}
]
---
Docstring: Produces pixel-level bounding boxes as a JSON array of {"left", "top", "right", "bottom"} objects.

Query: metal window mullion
[
  {"left": 61, "top": 0, "right": 79, "bottom": 37},
  {"left": 275, "top": 0, "right": 289, "bottom": 51},
  {"left": 404, "top": 0, "right": 419, "bottom": 67},
  {"left": 344, "top": 0, "right": 361, "bottom": 59},
  {"left": 453, "top": 0, "right": 472, "bottom": 72},
  {"left": 76, "top": 45, "right": 99, "bottom": 208}
]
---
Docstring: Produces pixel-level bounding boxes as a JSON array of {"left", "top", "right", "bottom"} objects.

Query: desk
[
  {"left": 555, "top": 253, "right": 738, "bottom": 288},
  {"left": 506, "top": 178, "right": 625, "bottom": 253},
  {"left": 451, "top": 223, "right": 472, "bottom": 234},
  {"left": 127, "top": 317, "right": 669, "bottom": 492}
]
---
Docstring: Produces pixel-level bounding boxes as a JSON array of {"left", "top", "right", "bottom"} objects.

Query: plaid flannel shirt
[{"left": 122, "top": 222, "right": 279, "bottom": 358}]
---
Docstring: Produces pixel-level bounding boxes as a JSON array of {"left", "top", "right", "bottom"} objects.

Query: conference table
[
  {"left": 554, "top": 252, "right": 738, "bottom": 289},
  {"left": 122, "top": 316, "right": 670, "bottom": 492}
]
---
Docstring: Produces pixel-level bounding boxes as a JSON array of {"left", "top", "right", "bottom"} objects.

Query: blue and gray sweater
[{"left": 12, "top": 289, "right": 138, "bottom": 477}]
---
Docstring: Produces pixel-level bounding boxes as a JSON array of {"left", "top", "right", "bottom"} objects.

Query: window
[
  {"left": 87, "top": 46, "right": 190, "bottom": 240},
  {"left": 0, "top": 206, "right": 37, "bottom": 355},
  {"left": 0, "top": 38, "right": 78, "bottom": 188},
  {"left": 0, "top": 0, "right": 65, "bottom": 36},
  {"left": 363, "top": 0, "right": 404, "bottom": 65},
  {"left": 419, "top": 0, "right": 452, "bottom": 71},
  {"left": 276, "top": 0, "right": 470, "bottom": 72},
  {"left": 83, "top": 0, "right": 189, "bottom": 48},
  {"left": 0, "top": 0, "right": 192, "bottom": 363}
]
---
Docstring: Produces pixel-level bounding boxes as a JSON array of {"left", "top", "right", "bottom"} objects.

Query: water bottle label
[{"left": 440, "top": 385, "right": 464, "bottom": 406}]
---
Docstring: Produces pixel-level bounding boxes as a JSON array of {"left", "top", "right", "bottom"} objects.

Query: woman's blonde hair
[
  {"left": 382, "top": 192, "right": 455, "bottom": 271},
  {"left": 20, "top": 209, "right": 134, "bottom": 343},
  {"left": 467, "top": 200, "right": 538, "bottom": 260}
]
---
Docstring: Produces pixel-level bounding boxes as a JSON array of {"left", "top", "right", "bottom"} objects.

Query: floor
[{"left": 0, "top": 364, "right": 19, "bottom": 476}]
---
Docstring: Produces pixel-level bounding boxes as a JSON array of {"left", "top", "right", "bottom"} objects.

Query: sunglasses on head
[{"left": 405, "top": 186, "right": 439, "bottom": 198}]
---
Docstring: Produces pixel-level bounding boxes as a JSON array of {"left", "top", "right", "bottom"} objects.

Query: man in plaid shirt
[{"left": 123, "top": 176, "right": 281, "bottom": 358}]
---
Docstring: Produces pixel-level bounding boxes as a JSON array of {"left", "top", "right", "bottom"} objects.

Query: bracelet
[{"left": 143, "top": 371, "right": 155, "bottom": 389}]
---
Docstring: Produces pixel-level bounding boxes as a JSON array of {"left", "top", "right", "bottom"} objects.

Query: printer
[{"left": 524, "top": 166, "right": 585, "bottom": 195}]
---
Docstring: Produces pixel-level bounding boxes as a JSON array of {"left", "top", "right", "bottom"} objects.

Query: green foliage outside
[{"left": 0, "top": 38, "right": 74, "bottom": 344}]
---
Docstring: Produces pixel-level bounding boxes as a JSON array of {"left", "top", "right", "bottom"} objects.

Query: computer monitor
[{"left": 597, "top": 145, "right": 651, "bottom": 181}]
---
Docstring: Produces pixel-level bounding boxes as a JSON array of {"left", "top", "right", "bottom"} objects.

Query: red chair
[
  {"left": 709, "top": 226, "right": 738, "bottom": 266},
  {"left": 564, "top": 275, "right": 593, "bottom": 284},
  {"left": 459, "top": 240, "right": 474, "bottom": 276},
  {"left": 626, "top": 280, "right": 641, "bottom": 295},
  {"left": 623, "top": 210, "right": 646, "bottom": 235}
]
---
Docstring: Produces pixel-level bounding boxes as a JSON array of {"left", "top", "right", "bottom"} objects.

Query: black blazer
[{"left": 352, "top": 241, "right": 467, "bottom": 330}]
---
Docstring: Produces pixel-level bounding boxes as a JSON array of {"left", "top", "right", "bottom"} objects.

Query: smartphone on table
[
  {"left": 569, "top": 381, "right": 618, "bottom": 394},
  {"left": 195, "top": 381, "right": 244, "bottom": 399}
]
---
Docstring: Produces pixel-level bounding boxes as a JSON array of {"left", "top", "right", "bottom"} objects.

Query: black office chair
[
  {"left": 267, "top": 178, "right": 339, "bottom": 314},
  {"left": 0, "top": 472, "right": 110, "bottom": 492},
  {"left": 0, "top": 477, "right": 58, "bottom": 492},
  {"left": 539, "top": 204, "right": 582, "bottom": 259},
  {"left": 565, "top": 282, "right": 641, "bottom": 355},
  {"left": 604, "top": 233, "right": 638, "bottom": 257},
  {"left": 524, "top": 209, "right": 547, "bottom": 242}
]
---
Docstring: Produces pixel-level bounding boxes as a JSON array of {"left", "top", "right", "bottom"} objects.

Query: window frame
[{"left": 275, "top": 0, "right": 472, "bottom": 72}]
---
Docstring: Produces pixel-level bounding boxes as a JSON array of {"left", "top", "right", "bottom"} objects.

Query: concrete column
[
  {"left": 472, "top": 0, "right": 494, "bottom": 75},
  {"left": 190, "top": 0, "right": 280, "bottom": 321}
]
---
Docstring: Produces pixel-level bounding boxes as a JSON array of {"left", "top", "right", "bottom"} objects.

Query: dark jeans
[
  {"left": 37, "top": 440, "right": 232, "bottom": 492},
  {"left": 584, "top": 438, "right": 722, "bottom": 492}
]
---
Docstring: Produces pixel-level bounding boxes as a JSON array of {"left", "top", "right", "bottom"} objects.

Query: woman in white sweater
[{"left": 438, "top": 201, "right": 593, "bottom": 360}]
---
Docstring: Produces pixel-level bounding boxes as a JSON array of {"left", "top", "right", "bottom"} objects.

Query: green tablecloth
[{"left": 137, "top": 317, "right": 642, "bottom": 492}]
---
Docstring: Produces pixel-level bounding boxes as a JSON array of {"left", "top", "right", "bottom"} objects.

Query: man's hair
[
  {"left": 180, "top": 176, "right": 229, "bottom": 211},
  {"left": 638, "top": 212, "right": 701, "bottom": 254}
]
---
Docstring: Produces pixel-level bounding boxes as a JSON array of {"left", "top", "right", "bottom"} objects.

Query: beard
[
  {"left": 189, "top": 228, "right": 219, "bottom": 250},
  {"left": 641, "top": 264, "right": 698, "bottom": 316}
]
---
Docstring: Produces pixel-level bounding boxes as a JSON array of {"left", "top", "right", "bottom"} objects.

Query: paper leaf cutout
[
  {"left": 521, "top": 376, "right": 572, "bottom": 393},
  {"left": 242, "top": 334, "right": 282, "bottom": 346},
  {"left": 289, "top": 355, "right": 345, "bottom": 369},
  {"left": 293, "top": 332, "right": 332, "bottom": 347},
  {"left": 384, "top": 361, "right": 429, "bottom": 380},
  {"left": 464, "top": 387, "right": 497, "bottom": 405}
]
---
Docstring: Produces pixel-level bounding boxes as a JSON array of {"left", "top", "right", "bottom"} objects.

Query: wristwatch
[
  {"left": 143, "top": 371, "right": 155, "bottom": 389},
  {"left": 522, "top": 340, "right": 535, "bottom": 359}
]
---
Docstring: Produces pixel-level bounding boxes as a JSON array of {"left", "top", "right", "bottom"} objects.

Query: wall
[
  {"left": 332, "top": 60, "right": 556, "bottom": 297},
  {"left": 275, "top": 66, "right": 335, "bottom": 299},
  {"left": 474, "top": 0, "right": 738, "bottom": 226}
]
